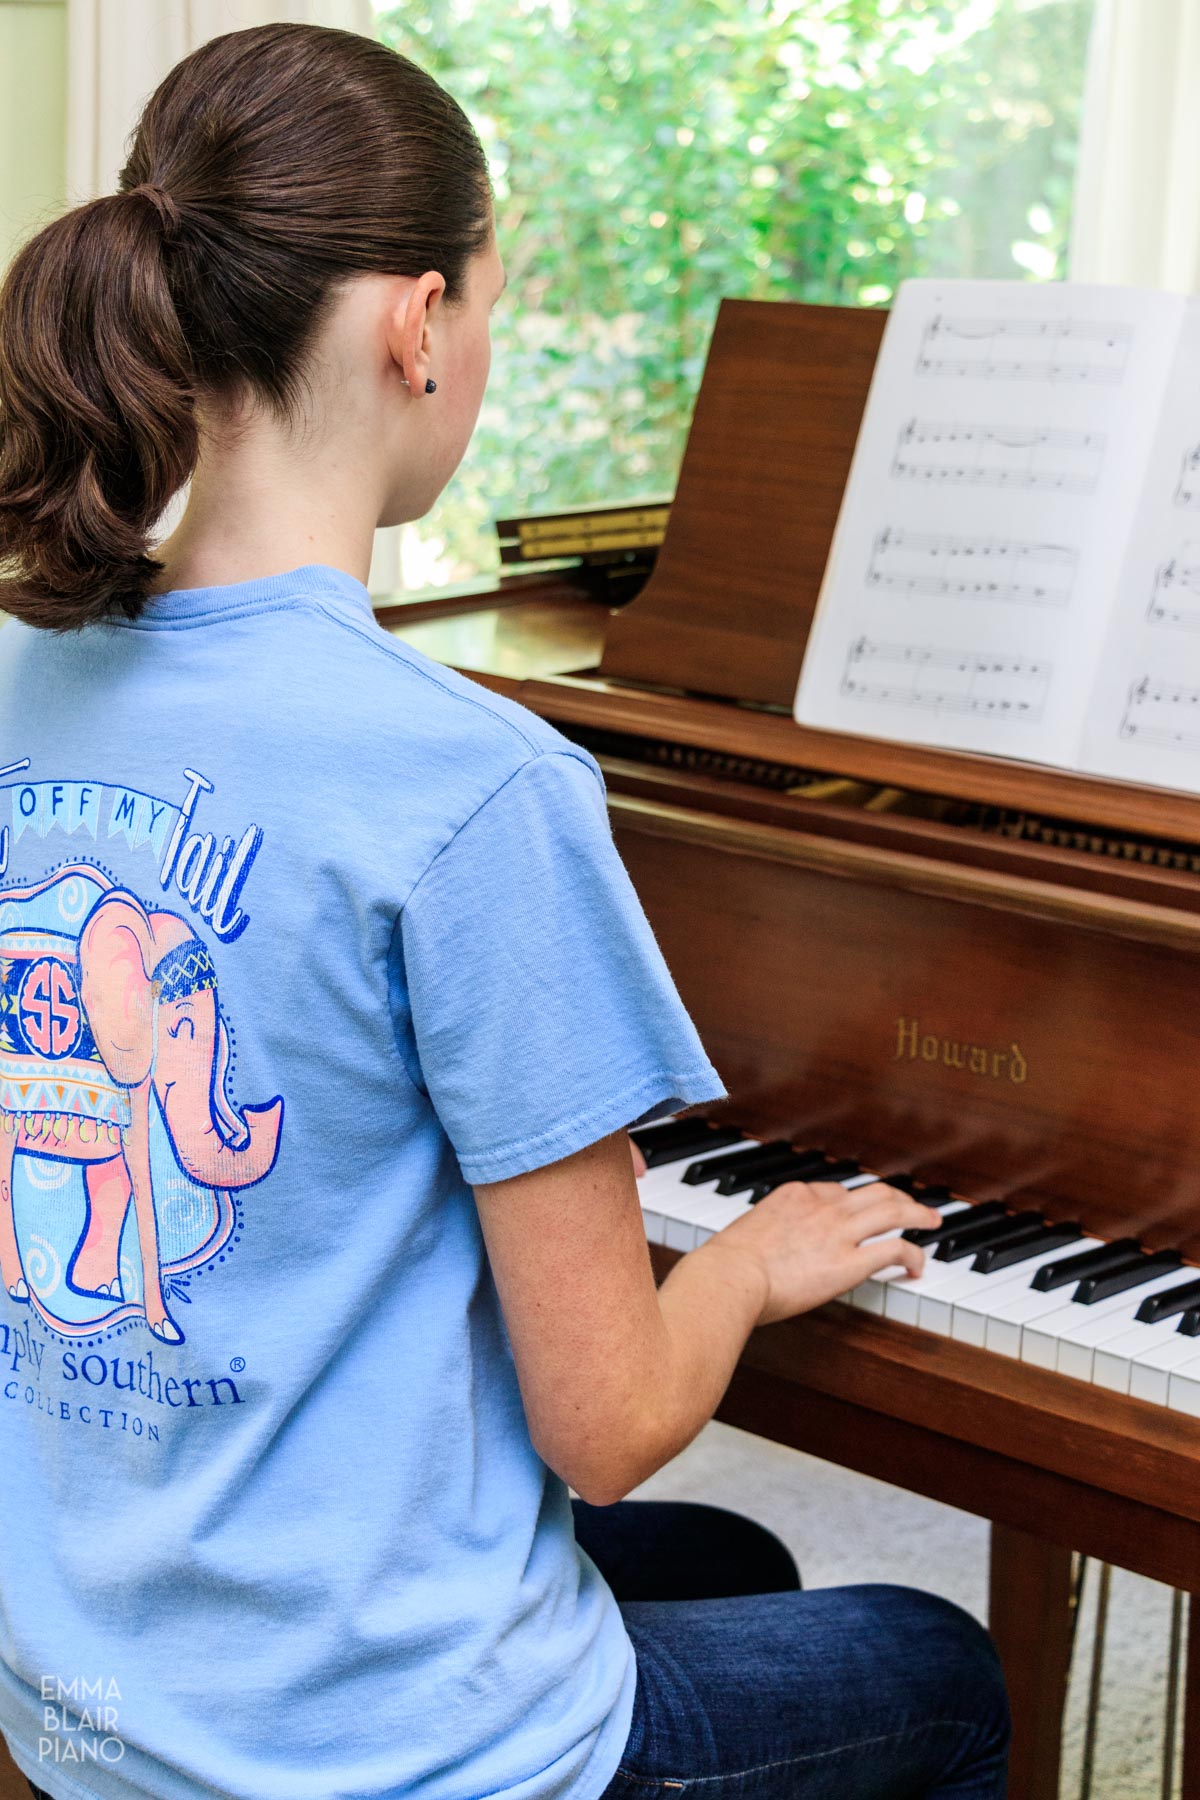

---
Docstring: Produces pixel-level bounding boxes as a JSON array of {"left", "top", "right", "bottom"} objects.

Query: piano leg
[
  {"left": 988, "top": 1523, "right": 1073, "bottom": 1800},
  {"left": 1185, "top": 1594, "right": 1200, "bottom": 1800}
]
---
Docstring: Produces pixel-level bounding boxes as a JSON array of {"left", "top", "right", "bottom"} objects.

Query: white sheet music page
[
  {"left": 1081, "top": 301, "right": 1200, "bottom": 791},
  {"left": 793, "top": 278, "right": 1184, "bottom": 765}
]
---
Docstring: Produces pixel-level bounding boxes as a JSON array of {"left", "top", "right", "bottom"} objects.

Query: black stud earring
[{"left": 424, "top": 378, "right": 437, "bottom": 393}]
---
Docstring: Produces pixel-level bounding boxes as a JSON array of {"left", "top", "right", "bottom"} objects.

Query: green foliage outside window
[{"left": 374, "top": 0, "right": 1095, "bottom": 587}]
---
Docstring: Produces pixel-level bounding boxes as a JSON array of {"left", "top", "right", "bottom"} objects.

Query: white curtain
[
  {"left": 1070, "top": 0, "right": 1200, "bottom": 293},
  {"left": 65, "top": 0, "right": 405, "bottom": 596}
]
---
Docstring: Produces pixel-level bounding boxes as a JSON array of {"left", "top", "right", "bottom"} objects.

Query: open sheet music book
[{"left": 793, "top": 278, "right": 1200, "bottom": 794}]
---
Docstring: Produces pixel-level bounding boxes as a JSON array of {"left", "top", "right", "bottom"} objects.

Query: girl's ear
[{"left": 78, "top": 891, "right": 158, "bottom": 1087}]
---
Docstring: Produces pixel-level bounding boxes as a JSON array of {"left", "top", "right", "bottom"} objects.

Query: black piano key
[
  {"left": 1176, "top": 1308, "right": 1200, "bottom": 1337},
  {"left": 636, "top": 1124, "right": 744, "bottom": 1168},
  {"left": 746, "top": 1158, "right": 859, "bottom": 1203},
  {"left": 734, "top": 1152, "right": 845, "bottom": 1195},
  {"left": 1073, "top": 1250, "right": 1183, "bottom": 1306},
  {"left": 1030, "top": 1238, "right": 1141, "bottom": 1293},
  {"left": 682, "top": 1140, "right": 793, "bottom": 1186},
  {"left": 1136, "top": 1276, "right": 1200, "bottom": 1324},
  {"left": 880, "top": 1176, "right": 951, "bottom": 1200},
  {"left": 903, "top": 1200, "right": 1005, "bottom": 1248},
  {"left": 972, "top": 1221, "right": 1083, "bottom": 1275},
  {"left": 935, "top": 1210, "right": 1043, "bottom": 1264},
  {"left": 630, "top": 1117, "right": 714, "bottom": 1150},
  {"left": 717, "top": 1150, "right": 835, "bottom": 1196}
]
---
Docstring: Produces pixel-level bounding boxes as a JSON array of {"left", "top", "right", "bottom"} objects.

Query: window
[{"left": 374, "top": 0, "right": 1097, "bottom": 588}]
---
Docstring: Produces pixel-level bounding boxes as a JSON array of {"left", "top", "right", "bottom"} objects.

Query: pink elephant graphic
[{"left": 0, "top": 866, "right": 283, "bottom": 1343}]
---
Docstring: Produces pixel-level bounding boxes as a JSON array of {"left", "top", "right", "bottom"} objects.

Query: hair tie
[{"left": 129, "top": 181, "right": 182, "bottom": 243}]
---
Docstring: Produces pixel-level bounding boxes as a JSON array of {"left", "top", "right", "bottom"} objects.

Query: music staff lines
[
  {"left": 1146, "top": 545, "right": 1200, "bottom": 632},
  {"left": 892, "top": 420, "right": 1106, "bottom": 495},
  {"left": 841, "top": 636, "right": 1051, "bottom": 723},
  {"left": 1174, "top": 444, "right": 1200, "bottom": 511},
  {"left": 917, "top": 313, "right": 1133, "bottom": 386},
  {"left": 867, "top": 527, "right": 1078, "bottom": 609},
  {"left": 1120, "top": 676, "right": 1200, "bottom": 757}
]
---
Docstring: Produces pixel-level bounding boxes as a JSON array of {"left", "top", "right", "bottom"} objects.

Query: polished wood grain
[
  {"left": 373, "top": 569, "right": 601, "bottom": 627},
  {"left": 989, "top": 1528, "right": 1074, "bottom": 1800},
  {"left": 377, "top": 597, "right": 606, "bottom": 681},
  {"left": 464, "top": 664, "right": 1200, "bottom": 846},
  {"left": 610, "top": 792, "right": 1200, "bottom": 955},
  {"left": 1188, "top": 1601, "right": 1200, "bottom": 1798},
  {"left": 0, "top": 1740, "right": 27, "bottom": 1800},
  {"left": 596, "top": 754, "right": 1200, "bottom": 914},
  {"left": 599, "top": 301, "right": 886, "bottom": 707},
  {"left": 615, "top": 796, "right": 1200, "bottom": 1259}
]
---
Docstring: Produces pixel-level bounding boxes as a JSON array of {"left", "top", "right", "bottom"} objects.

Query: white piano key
[
  {"left": 637, "top": 1140, "right": 756, "bottom": 1246},
  {"left": 1128, "top": 1332, "right": 1200, "bottom": 1406},
  {"left": 640, "top": 1206, "right": 668, "bottom": 1245},
  {"left": 919, "top": 1256, "right": 1023, "bottom": 1336},
  {"left": 867, "top": 1209, "right": 1000, "bottom": 1324},
  {"left": 948, "top": 1240, "right": 1101, "bottom": 1347},
  {"left": 845, "top": 1274, "right": 888, "bottom": 1314},
  {"left": 693, "top": 1193, "right": 757, "bottom": 1245},
  {"left": 871, "top": 1206, "right": 981, "bottom": 1325},
  {"left": 846, "top": 1200, "right": 972, "bottom": 1315},
  {"left": 981, "top": 1241, "right": 1108, "bottom": 1358},
  {"left": 1055, "top": 1271, "right": 1197, "bottom": 1381},
  {"left": 1020, "top": 1270, "right": 1190, "bottom": 1375},
  {"left": 1166, "top": 1350, "right": 1200, "bottom": 1415},
  {"left": 846, "top": 1224, "right": 911, "bottom": 1313},
  {"left": 664, "top": 1180, "right": 760, "bottom": 1251},
  {"left": 1092, "top": 1315, "right": 1194, "bottom": 1395},
  {"left": 636, "top": 1142, "right": 750, "bottom": 1201}
]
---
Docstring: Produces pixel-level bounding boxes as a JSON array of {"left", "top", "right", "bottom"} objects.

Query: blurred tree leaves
[{"left": 374, "top": 0, "right": 1094, "bottom": 585}]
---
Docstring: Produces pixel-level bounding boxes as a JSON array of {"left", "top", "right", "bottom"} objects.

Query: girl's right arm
[{"left": 474, "top": 1129, "right": 938, "bottom": 1507}]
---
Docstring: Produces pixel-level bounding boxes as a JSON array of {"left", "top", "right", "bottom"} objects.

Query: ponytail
[
  {"left": 0, "top": 23, "right": 492, "bottom": 630},
  {"left": 0, "top": 192, "right": 197, "bottom": 627}
]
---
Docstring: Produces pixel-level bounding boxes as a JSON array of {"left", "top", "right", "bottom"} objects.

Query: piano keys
[{"left": 631, "top": 1115, "right": 1200, "bottom": 1415}]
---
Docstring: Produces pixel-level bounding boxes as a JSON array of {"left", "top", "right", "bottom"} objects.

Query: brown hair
[{"left": 0, "top": 23, "right": 493, "bottom": 630}]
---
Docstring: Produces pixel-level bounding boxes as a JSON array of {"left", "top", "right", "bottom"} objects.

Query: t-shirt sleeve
[{"left": 395, "top": 748, "right": 726, "bottom": 1184}]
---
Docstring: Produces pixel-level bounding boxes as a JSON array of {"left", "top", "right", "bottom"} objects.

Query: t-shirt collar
[{"left": 131, "top": 562, "right": 374, "bottom": 626}]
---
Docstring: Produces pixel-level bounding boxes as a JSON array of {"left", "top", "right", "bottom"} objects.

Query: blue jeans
[
  {"left": 25, "top": 1501, "right": 1009, "bottom": 1800},
  {"left": 572, "top": 1499, "right": 1010, "bottom": 1800}
]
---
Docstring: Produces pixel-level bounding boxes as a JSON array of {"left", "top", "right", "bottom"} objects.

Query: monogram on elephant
[{"left": 0, "top": 865, "right": 283, "bottom": 1343}]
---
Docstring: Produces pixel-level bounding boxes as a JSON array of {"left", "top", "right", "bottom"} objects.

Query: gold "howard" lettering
[{"left": 893, "top": 1017, "right": 1028, "bottom": 1084}]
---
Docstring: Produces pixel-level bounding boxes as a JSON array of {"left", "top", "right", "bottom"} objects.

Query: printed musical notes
[
  {"left": 1146, "top": 547, "right": 1200, "bottom": 631},
  {"left": 795, "top": 276, "right": 1195, "bottom": 777},
  {"left": 867, "top": 527, "right": 1077, "bottom": 609},
  {"left": 1173, "top": 444, "right": 1200, "bottom": 510},
  {"left": 917, "top": 314, "right": 1133, "bottom": 386},
  {"left": 892, "top": 420, "right": 1106, "bottom": 496},
  {"left": 1119, "top": 676, "right": 1200, "bottom": 756},
  {"left": 840, "top": 637, "right": 1051, "bottom": 723}
]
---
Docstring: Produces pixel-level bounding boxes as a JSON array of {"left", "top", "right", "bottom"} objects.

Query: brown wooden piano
[{"left": 376, "top": 297, "right": 1200, "bottom": 1799}]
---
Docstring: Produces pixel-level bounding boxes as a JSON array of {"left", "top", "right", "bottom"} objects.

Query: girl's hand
[
  {"left": 705, "top": 1178, "right": 941, "bottom": 1327},
  {"left": 629, "top": 1136, "right": 648, "bottom": 1180}
]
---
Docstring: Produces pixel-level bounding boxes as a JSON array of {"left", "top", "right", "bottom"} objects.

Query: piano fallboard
[{"left": 613, "top": 789, "right": 1200, "bottom": 1258}]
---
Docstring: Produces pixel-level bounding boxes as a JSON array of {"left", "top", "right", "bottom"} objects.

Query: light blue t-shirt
[{"left": 0, "top": 564, "right": 725, "bottom": 1800}]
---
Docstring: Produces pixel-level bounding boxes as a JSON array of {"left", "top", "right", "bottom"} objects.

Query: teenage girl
[{"left": 0, "top": 24, "right": 1009, "bottom": 1800}]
